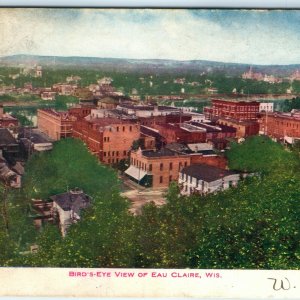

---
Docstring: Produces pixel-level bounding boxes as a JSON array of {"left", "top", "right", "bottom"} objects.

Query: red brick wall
[
  {"left": 153, "top": 124, "right": 206, "bottom": 144},
  {"left": 102, "top": 123, "right": 140, "bottom": 164},
  {"left": 260, "top": 114, "right": 300, "bottom": 139},
  {"left": 73, "top": 119, "right": 140, "bottom": 164},
  {"left": 37, "top": 109, "right": 74, "bottom": 140},
  {"left": 68, "top": 107, "right": 93, "bottom": 120},
  {"left": 212, "top": 99, "right": 259, "bottom": 121},
  {"left": 190, "top": 155, "right": 227, "bottom": 169}
]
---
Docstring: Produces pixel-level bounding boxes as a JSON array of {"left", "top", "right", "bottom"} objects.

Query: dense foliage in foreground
[{"left": 0, "top": 136, "right": 299, "bottom": 269}]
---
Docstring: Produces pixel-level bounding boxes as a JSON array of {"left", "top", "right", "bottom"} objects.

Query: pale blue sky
[{"left": 0, "top": 8, "right": 300, "bottom": 65}]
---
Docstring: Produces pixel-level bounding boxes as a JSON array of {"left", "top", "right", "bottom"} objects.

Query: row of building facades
[{"left": 35, "top": 96, "right": 300, "bottom": 194}]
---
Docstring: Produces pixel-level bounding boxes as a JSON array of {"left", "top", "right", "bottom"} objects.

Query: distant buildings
[
  {"left": 179, "top": 164, "right": 241, "bottom": 196},
  {"left": 242, "top": 67, "right": 282, "bottom": 83},
  {"left": 35, "top": 66, "right": 43, "bottom": 78},
  {"left": 52, "top": 83, "right": 77, "bottom": 96},
  {"left": 205, "top": 87, "right": 218, "bottom": 94},
  {"left": 289, "top": 70, "right": 300, "bottom": 81},
  {"left": 41, "top": 91, "right": 56, "bottom": 101}
]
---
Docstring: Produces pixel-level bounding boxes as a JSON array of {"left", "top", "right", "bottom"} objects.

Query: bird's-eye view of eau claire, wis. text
[{"left": 0, "top": 8, "right": 299, "bottom": 270}]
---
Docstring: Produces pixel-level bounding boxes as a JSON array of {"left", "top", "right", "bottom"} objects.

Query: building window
[
  {"left": 123, "top": 150, "right": 127, "bottom": 155},
  {"left": 149, "top": 164, "right": 152, "bottom": 171},
  {"left": 116, "top": 151, "right": 119, "bottom": 156},
  {"left": 169, "top": 175, "right": 172, "bottom": 182},
  {"left": 117, "top": 126, "right": 119, "bottom": 132},
  {"left": 112, "top": 151, "right": 115, "bottom": 156},
  {"left": 108, "top": 159, "right": 111, "bottom": 163},
  {"left": 103, "top": 152, "right": 106, "bottom": 157},
  {"left": 160, "top": 163, "right": 163, "bottom": 171},
  {"left": 108, "top": 151, "right": 110, "bottom": 156},
  {"left": 130, "top": 126, "right": 132, "bottom": 132},
  {"left": 123, "top": 126, "right": 125, "bottom": 132},
  {"left": 160, "top": 176, "right": 163, "bottom": 183},
  {"left": 104, "top": 137, "right": 106, "bottom": 142},
  {"left": 169, "top": 162, "right": 173, "bottom": 170},
  {"left": 184, "top": 161, "right": 187, "bottom": 167}
]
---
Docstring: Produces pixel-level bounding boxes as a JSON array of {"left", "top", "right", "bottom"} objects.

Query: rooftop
[
  {"left": 118, "top": 104, "right": 180, "bottom": 111},
  {"left": 50, "top": 189, "right": 91, "bottom": 212},
  {"left": 189, "top": 121, "right": 237, "bottom": 133},
  {"left": 18, "top": 128, "right": 54, "bottom": 144},
  {"left": 88, "top": 117, "right": 135, "bottom": 126},
  {"left": 0, "top": 128, "right": 17, "bottom": 145},
  {"left": 212, "top": 98, "right": 259, "bottom": 104},
  {"left": 142, "top": 148, "right": 183, "bottom": 158},
  {"left": 181, "top": 164, "right": 238, "bottom": 182}
]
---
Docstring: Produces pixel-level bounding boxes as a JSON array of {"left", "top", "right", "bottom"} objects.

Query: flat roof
[
  {"left": 142, "top": 148, "right": 184, "bottom": 158},
  {"left": 88, "top": 117, "right": 135, "bottom": 126},
  {"left": 212, "top": 98, "right": 259, "bottom": 104},
  {"left": 19, "top": 128, "right": 54, "bottom": 144}
]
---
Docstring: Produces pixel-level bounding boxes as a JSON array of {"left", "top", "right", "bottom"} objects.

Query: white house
[
  {"left": 51, "top": 188, "right": 91, "bottom": 237},
  {"left": 179, "top": 164, "right": 242, "bottom": 196}
]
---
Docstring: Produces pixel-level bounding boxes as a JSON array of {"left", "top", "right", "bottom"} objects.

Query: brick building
[
  {"left": 126, "top": 146, "right": 228, "bottom": 188},
  {"left": 37, "top": 109, "right": 76, "bottom": 140},
  {"left": 217, "top": 118, "right": 259, "bottom": 138},
  {"left": 153, "top": 123, "right": 206, "bottom": 144},
  {"left": 72, "top": 117, "right": 140, "bottom": 164},
  {"left": 68, "top": 105, "right": 94, "bottom": 120},
  {"left": 139, "top": 114, "right": 191, "bottom": 127},
  {"left": 204, "top": 99, "right": 260, "bottom": 121},
  {"left": 126, "top": 148, "right": 191, "bottom": 188},
  {"left": 259, "top": 112, "right": 300, "bottom": 142},
  {"left": 187, "top": 121, "right": 237, "bottom": 141}
]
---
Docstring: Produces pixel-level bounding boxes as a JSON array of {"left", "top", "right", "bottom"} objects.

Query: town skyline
[{"left": 1, "top": 9, "right": 300, "bottom": 65}]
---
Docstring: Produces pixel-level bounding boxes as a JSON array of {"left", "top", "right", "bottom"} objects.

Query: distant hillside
[{"left": 0, "top": 54, "right": 300, "bottom": 76}]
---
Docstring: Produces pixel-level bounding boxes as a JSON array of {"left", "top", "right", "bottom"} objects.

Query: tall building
[
  {"left": 72, "top": 117, "right": 140, "bottom": 164},
  {"left": 37, "top": 109, "right": 75, "bottom": 140},
  {"left": 259, "top": 111, "right": 300, "bottom": 142},
  {"left": 205, "top": 99, "right": 260, "bottom": 121}
]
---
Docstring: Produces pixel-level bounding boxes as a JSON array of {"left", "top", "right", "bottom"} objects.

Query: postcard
[{"left": 0, "top": 7, "right": 300, "bottom": 299}]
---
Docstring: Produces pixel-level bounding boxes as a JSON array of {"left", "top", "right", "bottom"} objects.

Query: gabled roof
[
  {"left": 180, "top": 164, "right": 238, "bottom": 182},
  {"left": 0, "top": 128, "right": 17, "bottom": 145},
  {"left": 50, "top": 189, "right": 91, "bottom": 212}
]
